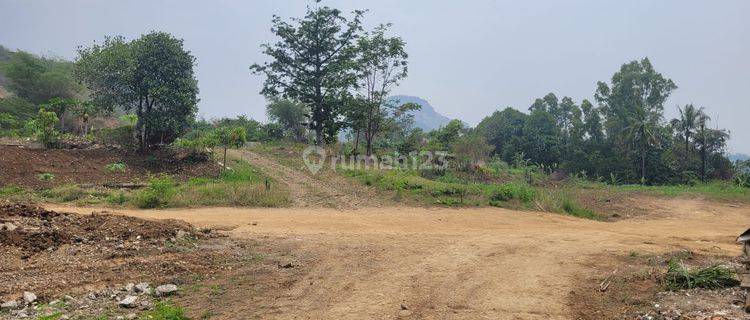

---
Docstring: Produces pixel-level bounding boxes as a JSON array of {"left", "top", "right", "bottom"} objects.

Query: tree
[
  {"left": 266, "top": 99, "right": 308, "bottom": 142},
  {"left": 694, "top": 113, "right": 729, "bottom": 182},
  {"left": 42, "top": 97, "right": 78, "bottom": 132},
  {"left": 676, "top": 104, "right": 702, "bottom": 162},
  {"left": 595, "top": 58, "right": 676, "bottom": 183},
  {"left": 352, "top": 24, "right": 409, "bottom": 156},
  {"left": 30, "top": 108, "right": 59, "bottom": 147},
  {"left": 251, "top": 5, "right": 364, "bottom": 145},
  {"left": 1, "top": 51, "right": 82, "bottom": 104},
  {"left": 475, "top": 107, "right": 527, "bottom": 162},
  {"left": 76, "top": 32, "right": 199, "bottom": 150},
  {"left": 216, "top": 126, "right": 248, "bottom": 171}
]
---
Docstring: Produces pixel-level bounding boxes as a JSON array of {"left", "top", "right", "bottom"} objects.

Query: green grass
[
  {"left": 612, "top": 181, "right": 749, "bottom": 202},
  {"left": 0, "top": 157, "right": 289, "bottom": 209},
  {"left": 137, "top": 302, "right": 188, "bottom": 320},
  {"left": 36, "top": 313, "right": 63, "bottom": 320},
  {"left": 663, "top": 260, "right": 739, "bottom": 291},
  {"left": 343, "top": 168, "right": 600, "bottom": 219},
  {"left": 169, "top": 158, "right": 289, "bottom": 207}
]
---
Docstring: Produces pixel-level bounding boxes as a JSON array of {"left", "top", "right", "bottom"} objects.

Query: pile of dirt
[
  {"left": 0, "top": 202, "right": 191, "bottom": 254},
  {"left": 0, "top": 203, "right": 228, "bottom": 302},
  {"left": 0, "top": 146, "right": 219, "bottom": 189},
  {"left": 570, "top": 251, "right": 746, "bottom": 320}
]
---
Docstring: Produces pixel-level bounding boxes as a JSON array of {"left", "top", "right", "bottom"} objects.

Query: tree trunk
[
  {"left": 223, "top": 147, "right": 228, "bottom": 171},
  {"left": 353, "top": 129, "right": 360, "bottom": 155},
  {"left": 315, "top": 128, "right": 323, "bottom": 146},
  {"left": 641, "top": 140, "right": 646, "bottom": 185},
  {"left": 684, "top": 132, "right": 690, "bottom": 162},
  {"left": 366, "top": 137, "right": 373, "bottom": 157}
]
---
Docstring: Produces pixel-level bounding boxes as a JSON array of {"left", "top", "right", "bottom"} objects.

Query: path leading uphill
[{"left": 228, "top": 149, "right": 386, "bottom": 208}]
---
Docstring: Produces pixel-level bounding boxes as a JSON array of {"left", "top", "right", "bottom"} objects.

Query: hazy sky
[{"left": 1, "top": 0, "right": 748, "bottom": 153}]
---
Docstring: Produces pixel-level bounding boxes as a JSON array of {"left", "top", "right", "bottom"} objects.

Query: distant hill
[
  {"left": 729, "top": 153, "right": 750, "bottom": 162},
  {"left": 388, "top": 95, "right": 452, "bottom": 132}
]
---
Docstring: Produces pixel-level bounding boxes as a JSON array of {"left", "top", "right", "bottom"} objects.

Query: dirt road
[
  {"left": 49, "top": 199, "right": 748, "bottom": 319},
  {"left": 228, "top": 149, "right": 386, "bottom": 208}
]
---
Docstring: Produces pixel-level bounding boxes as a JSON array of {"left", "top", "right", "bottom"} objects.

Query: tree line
[{"left": 0, "top": 3, "right": 741, "bottom": 186}]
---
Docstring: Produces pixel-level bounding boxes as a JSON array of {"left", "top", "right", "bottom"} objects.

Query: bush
[
  {"left": 95, "top": 125, "right": 135, "bottom": 146},
  {"left": 664, "top": 260, "right": 739, "bottom": 291},
  {"left": 105, "top": 162, "right": 126, "bottom": 173},
  {"left": 133, "top": 175, "right": 176, "bottom": 208},
  {"left": 490, "top": 183, "right": 535, "bottom": 203},
  {"left": 37, "top": 172, "right": 55, "bottom": 182},
  {"left": 40, "top": 185, "right": 86, "bottom": 202}
]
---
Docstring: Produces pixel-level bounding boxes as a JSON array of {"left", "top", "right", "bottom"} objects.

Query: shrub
[
  {"left": 37, "top": 172, "right": 55, "bottom": 182},
  {"left": 40, "top": 185, "right": 86, "bottom": 202},
  {"left": 490, "top": 183, "right": 535, "bottom": 203},
  {"left": 95, "top": 125, "right": 135, "bottom": 146},
  {"left": 106, "top": 191, "right": 127, "bottom": 205},
  {"left": 663, "top": 260, "right": 739, "bottom": 291},
  {"left": 561, "top": 197, "right": 597, "bottom": 219},
  {"left": 105, "top": 162, "right": 126, "bottom": 173},
  {"left": 133, "top": 175, "right": 176, "bottom": 208}
]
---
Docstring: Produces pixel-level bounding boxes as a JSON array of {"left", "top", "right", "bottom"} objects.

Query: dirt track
[
  {"left": 48, "top": 198, "right": 749, "bottom": 319},
  {"left": 229, "top": 149, "right": 386, "bottom": 208}
]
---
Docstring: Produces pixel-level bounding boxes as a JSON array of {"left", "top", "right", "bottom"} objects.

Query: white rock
[
  {"left": 126, "top": 313, "right": 137, "bottom": 320},
  {"left": 118, "top": 295, "right": 137, "bottom": 308},
  {"left": 23, "top": 292, "right": 37, "bottom": 304},
  {"left": 124, "top": 283, "right": 135, "bottom": 292},
  {"left": 0, "top": 222, "right": 17, "bottom": 231},
  {"left": 135, "top": 282, "right": 151, "bottom": 294},
  {"left": 1, "top": 300, "right": 18, "bottom": 309},
  {"left": 154, "top": 284, "right": 178, "bottom": 296}
]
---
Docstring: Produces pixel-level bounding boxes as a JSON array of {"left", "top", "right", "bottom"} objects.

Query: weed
[
  {"left": 38, "top": 172, "right": 55, "bottom": 182},
  {"left": 138, "top": 301, "right": 188, "bottom": 320},
  {"left": 105, "top": 162, "right": 127, "bottom": 173},
  {"left": 489, "top": 183, "right": 535, "bottom": 203},
  {"left": 663, "top": 260, "right": 739, "bottom": 290},
  {"left": 133, "top": 175, "right": 177, "bottom": 209},
  {"left": 0, "top": 185, "right": 24, "bottom": 196},
  {"left": 106, "top": 191, "right": 127, "bottom": 205},
  {"left": 36, "top": 313, "right": 63, "bottom": 320},
  {"left": 561, "top": 197, "right": 597, "bottom": 219}
]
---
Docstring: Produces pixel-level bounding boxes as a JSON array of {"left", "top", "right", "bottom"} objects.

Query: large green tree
[
  {"left": 251, "top": 5, "right": 363, "bottom": 145},
  {"left": 1, "top": 50, "right": 82, "bottom": 104},
  {"left": 595, "top": 58, "right": 676, "bottom": 183},
  {"left": 76, "top": 32, "right": 199, "bottom": 150}
]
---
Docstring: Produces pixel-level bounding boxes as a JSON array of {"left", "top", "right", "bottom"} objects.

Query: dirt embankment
[
  {"left": 0, "top": 146, "right": 219, "bottom": 189},
  {"left": 0, "top": 202, "right": 227, "bottom": 302}
]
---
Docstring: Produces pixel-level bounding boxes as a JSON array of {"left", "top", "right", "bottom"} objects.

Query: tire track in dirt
[{"left": 228, "top": 149, "right": 386, "bottom": 208}]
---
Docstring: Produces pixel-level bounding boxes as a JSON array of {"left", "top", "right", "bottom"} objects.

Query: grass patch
[
  {"left": 343, "top": 167, "right": 602, "bottom": 219},
  {"left": 663, "top": 259, "right": 739, "bottom": 291},
  {"left": 608, "top": 181, "right": 749, "bottom": 202},
  {"left": 169, "top": 158, "right": 289, "bottom": 207},
  {"left": 138, "top": 301, "right": 188, "bottom": 320}
]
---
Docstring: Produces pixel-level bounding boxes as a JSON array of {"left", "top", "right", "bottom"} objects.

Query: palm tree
[
  {"left": 677, "top": 104, "right": 703, "bottom": 162},
  {"left": 695, "top": 112, "right": 711, "bottom": 182},
  {"left": 625, "top": 107, "right": 661, "bottom": 184}
]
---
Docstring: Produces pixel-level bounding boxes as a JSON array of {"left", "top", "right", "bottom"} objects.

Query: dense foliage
[{"left": 76, "top": 32, "right": 199, "bottom": 150}]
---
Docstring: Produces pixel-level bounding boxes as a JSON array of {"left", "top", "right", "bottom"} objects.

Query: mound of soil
[
  {"left": 0, "top": 203, "right": 190, "bottom": 254},
  {"left": 0, "top": 202, "right": 229, "bottom": 302},
  {"left": 0, "top": 146, "right": 219, "bottom": 189}
]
